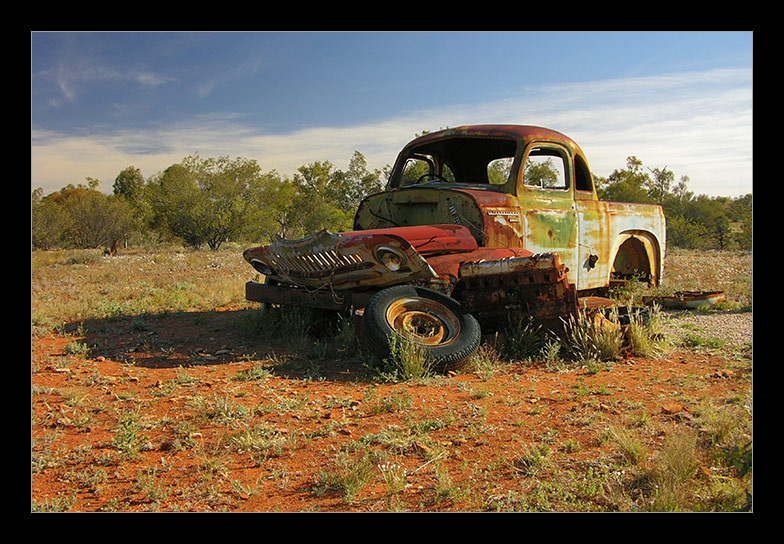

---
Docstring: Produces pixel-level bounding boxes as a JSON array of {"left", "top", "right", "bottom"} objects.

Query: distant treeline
[{"left": 31, "top": 152, "right": 751, "bottom": 251}]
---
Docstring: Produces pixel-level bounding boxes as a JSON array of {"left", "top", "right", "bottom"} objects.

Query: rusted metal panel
[
  {"left": 459, "top": 252, "right": 566, "bottom": 279},
  {"left": 424, "top": 247, "right": 534, "bottom": 283},
  {"left": 353, "top": 224, "right": 478, "bottom": 255},
  {"left": 354, "top": 188, "right": 487, "bottom": 245},
  {"left": 451, "top": 253, "right": 579, "bottom": 331},
  {"left": 643, "top": 290, "right": 725, "bottom": 309},
  {"left": 245, "top": 281, "right": 373, "bottom": 312}
]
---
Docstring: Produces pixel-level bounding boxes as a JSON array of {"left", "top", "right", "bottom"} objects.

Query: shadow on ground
[{"left": 71, "top": 307, "right": 377, "bottom": 383}]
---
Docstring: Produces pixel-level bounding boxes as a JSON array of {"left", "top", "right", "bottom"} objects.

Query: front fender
[{"left": 243, "top": 224, "right": 478, "bottom": 291}]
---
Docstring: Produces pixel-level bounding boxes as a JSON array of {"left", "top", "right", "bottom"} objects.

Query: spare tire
[{"left": 361, "top": 285, "right": 481, "bottom": 372}]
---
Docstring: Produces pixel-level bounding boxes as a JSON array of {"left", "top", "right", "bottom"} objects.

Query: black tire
[{"left": 361, "top": 285, "right": 481, "bottom": 372}]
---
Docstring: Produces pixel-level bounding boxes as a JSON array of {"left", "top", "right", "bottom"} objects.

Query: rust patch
[{"left": 451, "top": 253, "right": 579, "bottom": 331}]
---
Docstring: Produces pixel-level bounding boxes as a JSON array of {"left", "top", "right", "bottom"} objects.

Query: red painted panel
[{"left": 338, "top": 224, "right": 478, "bottom": 254}]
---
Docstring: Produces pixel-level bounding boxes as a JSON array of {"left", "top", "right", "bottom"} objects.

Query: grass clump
[
  {"left": 369, "top": 390, "right": 414, "bottom": 415},
  {"left": 110, "top": 409, "right": 150, "bottom": 460},
  {"left": 615, "top": 432, "right": 701, "bottom": 512},
  {"left": 376, "top": 331, "right": 435, "bottom": 382},
  {"left": 557, "top": 306, "right": 668, "bottom": 365},
  {"left": 626, "top": 304, "right": 668, "bottom": 358},
  {"left": 227, "top": 424, "right": 287, "bottom": 461},
  {"left": 561, "top": 310, "right": 624, "bottom": 364},
  {"left": 312, "top": 450, "right": 375, "bottom": 504},
  {"left": 602, "top": 414, "right": 752, "bottom": 512},
  {"left": 501, "top": 317, "right": 547, "bottom": 362},
  {"left": 680, "top": 331, "right": 726, "bottom": 351},
  {"left": 607, "top": 426, "right": 647, "bottom": 467},
  {"left": 511, "top": 442, "right": 551, "bottom": 476},
  {"left": 233, "top": 362, "right": 272, "bottom": 382}
]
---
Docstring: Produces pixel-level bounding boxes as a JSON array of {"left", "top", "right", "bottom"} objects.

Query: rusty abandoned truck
[{"left": 243, "top": 125, "right": 666, "bottom": 370}]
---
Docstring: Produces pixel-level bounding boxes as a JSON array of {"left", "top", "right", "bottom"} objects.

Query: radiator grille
[{"left": 269, "top": 248, "right": 364, "bottom": 275}]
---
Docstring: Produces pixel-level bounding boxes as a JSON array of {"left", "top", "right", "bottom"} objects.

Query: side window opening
[
  {"left": 574, "top": 155, "right": 593, "bottom": 193},
  {"left": 523, "top": 146, "right": 568, "bottom": 190}
]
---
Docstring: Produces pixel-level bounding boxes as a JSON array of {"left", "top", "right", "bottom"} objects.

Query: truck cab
[{"left": 354, "top": 125, "right": 665, "bottom": 293}]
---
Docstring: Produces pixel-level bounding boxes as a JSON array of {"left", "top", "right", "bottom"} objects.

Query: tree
[
  {"left": 598, "top": 156, "right": 653, "bottom": 204},
  {"left": 35, "top": 180, "right": 134, "bottom": 249},
  {"left": 113, "top": 166, "right": 145, "bottom": 203},
  {"left": 147, "top": 163, "right": 213, "bottom": 249},
  {"left": 244, "top": 171, "right": 298, "bottom": 241},
  {"left": 112, "top": 166, "right": 150, "bottom": 246},
  {"left": 665, "top": 214, "right": 710, "bottom": 249},
  {"left": 186, "top": 155, "right": 263, "bottom": 250},
  {"left": 281, "top": 153, "right": 383, "bottom": 237},
  {"left": 597, "top": 156, "right": 753, "bottom": 250},
  {"left": 31, "top": 188, "right": 69, "bottom": 249},
  {"left": 238, "top": 151, "right": 384, "bottom": 244},
  {"left": 147, "top": 155, "right": 264, "bottom": 250},
  {"left": 291, "top": 160, "right": 353, "bottom": 235},
  {"left": 646, "top": 166, "right": 674, "bottom": 205},
  {"left": 729, "top": 194, "right": 752, "bottom": 250},
  {"left": 342, "top": 150, "right": 386, "bottom": 210}
]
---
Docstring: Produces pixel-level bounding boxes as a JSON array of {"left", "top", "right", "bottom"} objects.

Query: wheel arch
[{"left": 608, "top": 230, "right": 663, "bottom": 287}]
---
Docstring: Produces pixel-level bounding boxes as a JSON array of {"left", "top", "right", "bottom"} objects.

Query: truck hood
[{"left": 342, "top": 224, "right": 478, "bottom": 254}]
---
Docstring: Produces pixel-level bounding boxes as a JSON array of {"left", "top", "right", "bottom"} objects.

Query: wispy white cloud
[
  {"left": 33, "top": 57, "right": 173, "bottom": 109},
  {"left": 31, "top": 68, "right": 753, "bottom": 198},
  {"left": 196, "top": 56, "right": 265, "bottom": 99}
]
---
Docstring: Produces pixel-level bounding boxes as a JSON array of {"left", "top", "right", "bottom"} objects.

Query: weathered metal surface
[
  {"left": 459, "top": 252, "right": 564, "bottom": 279},
  {"left": 353, "top": 224, "right": 478, "bottom": 255},
  {"left": 244, "top": 281, "right": 373, "bottom": 312},
  {"left": 578, "top": 296, "right": 618, "bottom": 310},
  {"left": 243, "top": 229, "right": 430, "bottom": 290},
  {"left": 424, "top": 247, "right": 534, "bottom": 283},
  {"left": 355, "top": 188, "right": 487, "bottom": 246},
  {"left": 450, "top": 253, "right": 578, "bottom": 331},
  {"left": 644, "top": 291, "right": 726, "bottom": 309}
]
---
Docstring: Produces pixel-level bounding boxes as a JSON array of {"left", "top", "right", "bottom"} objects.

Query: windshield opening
[{"left": 396, "top": 137, "right": 518, "bottom": 189}]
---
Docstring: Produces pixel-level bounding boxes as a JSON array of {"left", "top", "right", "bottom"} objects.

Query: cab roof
[{"left": 403, "top": 124, "right": 587, "bottom": 159}]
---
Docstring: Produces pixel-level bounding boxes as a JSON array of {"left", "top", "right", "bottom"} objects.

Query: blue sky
[{"left": 31, "top": 31, "right": 753, "bottom": 197}]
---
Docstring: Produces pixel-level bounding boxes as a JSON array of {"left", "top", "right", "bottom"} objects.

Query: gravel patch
[{"left": 660, "top": 310, "right": 753, "bottom": 348}]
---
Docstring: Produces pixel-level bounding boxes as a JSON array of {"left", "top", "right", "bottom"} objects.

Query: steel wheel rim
[{"left": 385, "top": 297, "right": 461, "bottom": 346}]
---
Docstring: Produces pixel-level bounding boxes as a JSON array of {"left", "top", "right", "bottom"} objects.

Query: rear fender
[{"left": 609, "top": 230, "right": 662, "bottom": 286}]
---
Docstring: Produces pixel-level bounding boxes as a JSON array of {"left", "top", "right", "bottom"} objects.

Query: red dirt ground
[{"left": 31, "top": 306, "right": 751, "bottom": 512}]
